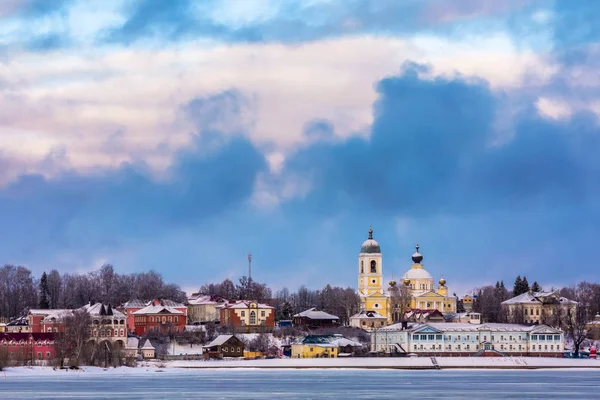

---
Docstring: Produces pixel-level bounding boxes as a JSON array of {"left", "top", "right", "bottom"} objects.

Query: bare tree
[
  {"left": 47, "top": 269, "right": 62, "bottom": 309},
  {"left": 390, "top": 284, "right": 412, "bottom": 323}
]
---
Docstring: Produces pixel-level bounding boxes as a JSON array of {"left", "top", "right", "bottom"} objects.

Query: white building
[{"left": 370, "top": 313, "right": 564, "bottom": 356}]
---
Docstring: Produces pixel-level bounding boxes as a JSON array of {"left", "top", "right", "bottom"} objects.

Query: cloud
[{"left": 280, "top": 63, "right": 600, "bottom": 218}]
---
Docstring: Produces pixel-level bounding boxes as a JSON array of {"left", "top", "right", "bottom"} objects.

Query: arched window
[
  {"left": 249, "top": 311, "right": 256, "bottom": 325},
  {"left": 360, "top": 261, "right": 364, "bottom": 274},
  {"left": 370, "top": 260, "right": 376, "bottom": 273}
]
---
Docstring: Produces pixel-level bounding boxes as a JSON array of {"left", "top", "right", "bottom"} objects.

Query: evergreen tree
[
  {"left": 39, "top": 271, "right": 50, "bottom": 309},
  {"left": 513, "top": 276, "right": 523, "bottom": 296},
  {"left": 531, "top": 281, "right": 541, "bottom": 293},
  {"left": 522, "top": 276, "right": 530, "bottom": 294}
]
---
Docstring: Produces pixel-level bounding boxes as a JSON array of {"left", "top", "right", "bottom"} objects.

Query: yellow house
[{"left": 291, "top": 334, "right": 361, "bottom": 358}]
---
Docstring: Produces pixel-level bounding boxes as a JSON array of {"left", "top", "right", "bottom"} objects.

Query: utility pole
[{"left": 248, "top": 253, "right": 252, "bottom": 283}]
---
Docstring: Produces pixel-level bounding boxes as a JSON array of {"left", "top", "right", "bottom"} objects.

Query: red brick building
[
  {"left": 131, "top": 300, "right": 187, "bottom": 336},
  {"left": 0, "top": 332, "right": 56, "bottom": 363},
  {"left": 123, "top": 299, "right": 187, "bottom": 335},
  {"left": 219, "top": 301, "right": 275, "bottom": 332},
  {"left": 28, "top": 309, "right": 73, "bottom": 333}
]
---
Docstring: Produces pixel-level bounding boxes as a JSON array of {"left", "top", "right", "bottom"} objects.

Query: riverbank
[
  {"left": 170, "top": 356, "right": 600, "bottom": 370},
  {"left": 1, "top": 357, "right": 598, "bottom": 375}
]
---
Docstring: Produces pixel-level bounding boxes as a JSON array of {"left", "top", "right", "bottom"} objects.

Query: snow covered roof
[
  {"left": 376, "top": 322, "right": 415, "bottom": 331},
  {"left": 350, "top": 310, "right": 386, "bottom": 320},
  {"left": 298, "top": 334, "right": 363, "bottom": 348},
  {"left": 82, "top": 303, "right": 126, "bottom": 317},
  {"left": 187, "top": 295, "right": 226, "bottom": 305},
  {"left": 159, "top": 299, "right": 186, "bottom": 308},
  {"left": 126, "top": 337, "right": 139, "bottom": 349},
  {"left": 220, "top": 301, "right": 273, "bottom": 310},
  {"left": 41, "top": 310, "right": 73, "bottom": 322},
  {"left": 293, "top": 308, "right": 339, "bottom": 320},
  {"left": 411, "top": 322, "right": 562, "bottom": 333},
  {"left": 132, "top": 305, "right": 184, "bottom": 315},
  {"left": 141, "top": 339, "right": 155, "bottom": 350},
  {"left": 501, "top": 291, "right": 577, "bottom": 305},
  {"left": 204, "top": 335, "right": 236, "bottom": 348},
  {"left": 122, "top": 299, "right": 146, "bottom": 309}
]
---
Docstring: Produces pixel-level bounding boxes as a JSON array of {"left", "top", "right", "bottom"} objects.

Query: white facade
[{"left": 371, "top": 319, "right": 564, "bottom": 355}]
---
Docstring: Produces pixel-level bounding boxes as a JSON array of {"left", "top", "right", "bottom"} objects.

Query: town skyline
[{"left": 1, "top": 1, "right": 599, "bottom": 294}]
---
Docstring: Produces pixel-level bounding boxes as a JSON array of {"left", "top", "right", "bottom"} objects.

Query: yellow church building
[{"left": 357, "top": 227, "right": 457, "bottom": 324}]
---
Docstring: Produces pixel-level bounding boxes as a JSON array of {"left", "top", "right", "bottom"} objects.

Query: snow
[
  {"left": 293, "top": 308, "right": 339, "bottom": 320},
  {"left": 132, "top": 305, "right": 184, "bottom": 315},
  {"left": 168, "top": 343, "right": 204, "bottom": 355},
  {"left": 204, "top": 334, "right": 235, "bottom": 347}
]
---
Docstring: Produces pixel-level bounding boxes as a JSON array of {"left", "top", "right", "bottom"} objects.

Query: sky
[{"left": 1, "top": 0, "right": 599, "bottom": 296}]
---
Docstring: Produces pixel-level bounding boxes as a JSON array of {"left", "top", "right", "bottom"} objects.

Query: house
[
  {"left": 124, "top": 337, "right": 139, "bottom": 358},
  {"left": 406, "top": 322, "right": 564, "bottom": 357},
  {"left": 501, "top": 290, "right": 577, "bottom": 325},
  {"left": 444, "top": 311, "right": 482, "bottom": 324},
  {"left": 122, "top": 299, "right": 188, "bottom": 333},
  {"left": 187, "top": 294, "right": 227, "bottom": 324},
  {"left": 27, "top": 309, "right": 74, "bottom": 333},
  {"left": 402, "top": 309, "right": 445, "bottom": 324},
  {"left": 0, "top": 332, "right": 56, "bottom": 363},
  {"left": 293, "top": 308, "right": 340, "bottom": 328},
  {"left": 587, "top": 314, "right": 600, "bottom": 340},
  {"left": 140, "top": 339, "right": 156, "bottom": 359},
  {"left": 0, "top": 323, "right": 6, "bottom": 333},
  {"left": 292, "top": 334, "right": 363, "bottom": 358},
  {"left": 131, "top": 303, "right": 186, "bottom": 336},
  {"left": 120, "top": 299, "right": 147, "bottom": 332},
  {"left": 6, "top": 316, "right": 29, "bottom": 333},
  {"left": 349, "top": 310, "right": 387, "bottom": 330},
  {"left": 83, "top": 302, "right": 128, "bottom": 348},
  {"left": 202, "top": 335, "right": 245, "bottom": 359},
  {"left": 461, "top": 295, "right": 474, "bottom": 311},
  {"left": 218, "top": 301, "right": 275, "bottom": 332},
  {"left": 370, "top": 321, "right": 414, "bottom": 354}
]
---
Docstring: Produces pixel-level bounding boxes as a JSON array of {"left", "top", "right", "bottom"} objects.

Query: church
[{"left": 357, "top": 227, "right": 457, "bottom": 324}]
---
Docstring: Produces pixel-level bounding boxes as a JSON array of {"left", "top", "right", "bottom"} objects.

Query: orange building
[{"left": 131, "top": 299, "right": 187, "bottom": 336}]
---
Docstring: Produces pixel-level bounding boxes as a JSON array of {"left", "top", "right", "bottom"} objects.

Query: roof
[
  {"left": 350, "top": 310, "right": 386, "bottom": 319},
  {"left": 293, "top": 308, "right": 339, "bottom": 320},
  {"left": 122, "top": 299, "right": 146, "bottom": 309},
  {"left": 375, "top": 322, "right": 415, "bottom": 332},
  {"left": 203, "top": 334, "right": 238, "bottom": 348},
  {"left": 298, "top": 334, "right": 363, "bottom": 348},
  {"left": 501, "top": 291, "right": 577, "bottom": 305},
  {"left": 82, "top": 303, "right": 126, "bottom": 317},
  {"left": 404, "top": 309, "right": 444, "bottom": 319},
  {"left": 187, "top": 294, "right": 226, "bottom": 305},
  {"left": 141, "top": 339, "right": 155, "bottom": 350},
  {"left": 158, "top": 299, "right": 186, "bottom": 308},
  {"left": 132, "top": 305, "right": 184, "bottom": 315},
  {"left": 126, "top": 337, "right": 139, "bottom": 349},
  {"left": 403, "top": 267, "right": 433, "bottom": 281},
  {"left": 220, "top": 301, "right": 273, "bottom": 310},
  {"left": 0, "top": 332, "right": 55, "bottom": 342},
  {"left": 411, "top": 322, "right": 563, "bottom": 333},
  {"left": 41, "top": 310, "right": 73, "bottom": 323}
]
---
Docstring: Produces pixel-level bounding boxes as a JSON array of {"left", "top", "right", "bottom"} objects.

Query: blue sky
[{"left": 1, "top": 0, "right": 599, "bottom": 296}]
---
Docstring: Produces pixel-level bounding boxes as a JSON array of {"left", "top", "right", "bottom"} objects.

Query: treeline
[
  {"left": 198, "top": 278, "right": 361, "bottom": 325},
  {"left": 0, "top": 264, "right": 187, "bottom": 320}
]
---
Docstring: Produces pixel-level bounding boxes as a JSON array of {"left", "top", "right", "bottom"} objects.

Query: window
[
  {"left": 457, "top": 345, "right": 461, "bottom": 350},
  {"left": 420, "top": 334, "right": 427, "bottom": 341},
  {"left": 532, "top": 345, "right": 536, "bottom": 350},
  {"left": 150, "top": 317, "right": 154, "bottom": 323},
  {"left": 46, "top": 352, "right": 50, "bottom": 358},
  {"left": 360, "top": 261, "right": 364, "bottom": 274},
  {"left": 237, "top": 347, "right": 241, "bottom": 352},
  {"left": 436, "top": 335, "right": 442, "bottom": 340},
  {"left": 309, "top": 348, "right": 313, "bottom": 352},
  {"left": 250, "top": 311, "right": 256, "bottom": 325},
  {"left": 175, "top": 317, "right": 178, "bottom": 323},
  {"left": 162, "top": 317, "right": 166, "bottom": 323},
  {"left": 370, "top": 260, "right": 377, "bottom": 273},
  {"left": 554, "top": 335, "right": 560, "bottom": 341},
  {"left": 457, "top": 335, "right": 461, "bottom": 340},
  {"left": 536, "top": 309, "right": 540, "bottom": 316},
  {"left": 168, "top": 316, "right": 172, "bottom": 322},
  {"left": 261, "top": 311, "right": 265, "bottom": 317},
  {"left": 466, "top": 345, "right": 470, "bottom": 350},
  {"left": 241, "top": 311, "right": 245, "bottom": 317},
  {"left": 428, "top": 334, "right": 434, "bottom": 341},
  {"left": 466, "top": 335, "right": 470, "bottom": 340},
  {"left": 224, "top": 347, "right": 228, "bottom": 352},
  {"left": 37, "top": 352, "right": 42, "bottom": 360}
]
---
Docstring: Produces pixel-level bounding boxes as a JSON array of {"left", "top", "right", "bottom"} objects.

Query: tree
[
  {"left": 47, "top": 270, "right": 62, "bottom": 309},
  {"left": 39, "top": 272, "right": 50, "bottom": 309},
  {"left": 531, "top": 281, "right": 541, "bottom": 293},
  {"left": 55, "top": 309, "right": 91, "bottom": 367},
  {"left": 522, "top": 276, "right": 530, "bottom": 294},
  {"left": 390, "top": 284, "right": 412, "bottom": 323},
  {"left": 513, "top": 276, "right": 523, "bottom": 296},
  {"left": 566, "top": 305, "right": 588, "bottom": 358}
]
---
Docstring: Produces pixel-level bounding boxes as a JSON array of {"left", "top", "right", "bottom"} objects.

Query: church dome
[
  {"left": 360, "top": 227, "right": 381, "bottom": 253},
  {"left": 412, "top": 244, "right": 423, "bottom": 264},
  {"left": 402, "top": 268, "right": 433, "bottom": 281}
]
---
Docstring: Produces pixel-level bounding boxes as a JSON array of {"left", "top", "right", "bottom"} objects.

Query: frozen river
[{"left": 1, "top": 369, "right": 599, "bottom": 399}]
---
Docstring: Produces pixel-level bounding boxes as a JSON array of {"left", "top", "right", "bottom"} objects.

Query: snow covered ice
[{"left": 1, "top": 368, "right": 600, "bottom": 399}]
